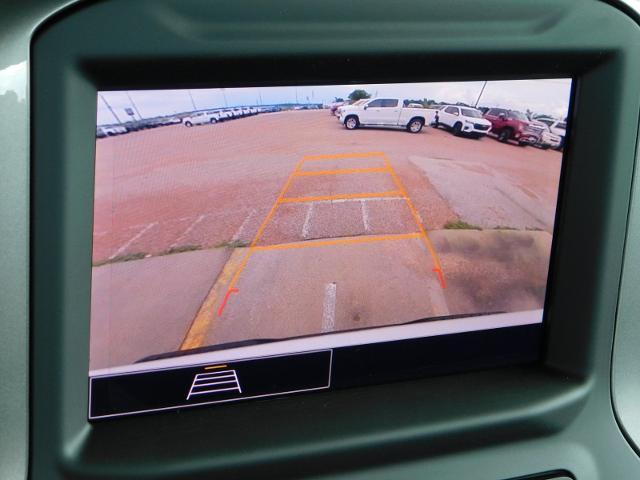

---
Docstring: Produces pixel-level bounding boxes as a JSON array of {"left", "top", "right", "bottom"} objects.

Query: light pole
[
  {"left": 187, "top": 90, "right": 197, "bottom": 111},
  {"left": 99, "top": 93, "right": 122, "bottom": 124},
  {"left": 126, "top": 91, "right": 143, "bottom": 120},
  {"left": 474, "top": 81, "right": 488, "bottom": 108}
]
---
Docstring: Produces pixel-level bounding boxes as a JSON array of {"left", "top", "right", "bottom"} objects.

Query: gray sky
[{"left": 97, "top": 78, "right": 572, "bottom": 125}]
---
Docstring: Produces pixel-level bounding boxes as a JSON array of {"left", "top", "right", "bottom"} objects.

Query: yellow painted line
[
  {"left": 382, "top": 154, "right": 443, "bottom": 271},
  {"left": 302, "top": 152, "right": 385, "bottom": 161},
  {"left": 179, "top": 248, "right": 248, "bottom": 350},
  {"left": 227, "top": 247, "right": 254, "bottom": 291},
  {"left": 279, "top": 191, "right": 402, "bottom": 204},
  {"left": 294, "top": 167, "right": 389, "bottom": 177},
  {"left": 254, "top": 233, "right": 422, "bottom": 251},
  {"left": 204, "top": 364, "right": 228, "bottom": 370}
]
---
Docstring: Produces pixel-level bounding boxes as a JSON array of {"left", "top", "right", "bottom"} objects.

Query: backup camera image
[{"left": 91, "top": 79, "right": 571, "bottom": 373}]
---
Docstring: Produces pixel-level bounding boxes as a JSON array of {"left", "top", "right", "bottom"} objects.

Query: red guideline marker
[
  {"left": 218, "top": 288, "right": 239, "bottom": 317},
  {"left": 433, "top": 268, "right": 446, "bottom": 289}
]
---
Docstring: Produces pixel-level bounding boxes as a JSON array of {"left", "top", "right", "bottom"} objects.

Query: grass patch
[
  {"left": 165, "top": 244, "right": 202, "bottom": 255},
  {"left": 525, "top": 226, "right": 544, "bottom": 231},
  {"left": 444, "top": 220, "right": 482, "bottom": 230},
  {"left": 93, "top": 252, "right": 147, "bottom": 267},
  {"left": 215, "top": 239, "right": 248, "bottom": 249},
  {"left": 493, "top": 225, "right": 518, "bottom": 230}
]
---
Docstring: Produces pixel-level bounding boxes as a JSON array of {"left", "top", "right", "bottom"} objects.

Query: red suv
[{"left": 483, "top": 108, "right": 545, "bottom": 146}]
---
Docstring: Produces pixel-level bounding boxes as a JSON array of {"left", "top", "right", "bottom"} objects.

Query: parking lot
[{"left": 91, "top": 109, "right": 561, "bottom": 369}]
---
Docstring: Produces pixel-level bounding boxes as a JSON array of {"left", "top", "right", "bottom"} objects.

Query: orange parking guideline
[
  {"left": 204, "top": 365, "right": 228, "bottom": 370},
  {"left": 294, "top": 167, "right": 390, "bottom": 177},
  {"left": 381, "top": 153, "right": 445, "bottom": 287},
  {"left": 217, "top": 150, "right": 446, "bottom": 323},
  {"left": 225, "top": 157, "right": 306, "bottom": 294},
  {"left": 279, "top": 191, "right": 402, "bottom": 204},
  {"left": 253, "top": 232, "right": 422, "bottom": 252}
]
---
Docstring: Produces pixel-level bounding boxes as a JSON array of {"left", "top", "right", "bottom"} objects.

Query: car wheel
[
  {"left": 210, "top": 118, "right": 217, "bottom": 124},
  {"left": 184, "top": 121, "right": 193, "bottom": 127},
  {"left": 345, "top": 116, "right": 359, "bottom": 130},
  {"left": 518, "top": 141, "right": 528, "bottom": 147},
  {"left": 453, "top": 122, "right": 463, "bottom": 136},
  {"left": 498, "top": 128, "right": 512, "bottom": 143},
  {"left": 407, "top": 118, "right": 424, "bottom": 133}
]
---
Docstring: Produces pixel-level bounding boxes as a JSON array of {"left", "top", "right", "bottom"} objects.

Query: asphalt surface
[
  {"left": 91, "top": 110, "right": 561, "bottom": 368},
  {"left": 90, "top": 248, "right": 230, "bottom": 370}
]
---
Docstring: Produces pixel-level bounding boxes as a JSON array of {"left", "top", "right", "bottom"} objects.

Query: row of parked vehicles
[
  {"left": 96, "top": 116, "right": 182, "bottom": 138},
  {"left": 336, "top": 98, "right": 566, "bottom": 150},
  {"left": 97, "top": 105, "right": 279, "bottom": 137},
  {"left": 182, "top": 105, "right": 271, "bottom": 126}
]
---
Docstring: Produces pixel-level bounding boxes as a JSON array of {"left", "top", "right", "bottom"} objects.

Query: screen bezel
[{"left": 29, "top": 0, "right": 640, "bottom": 477}]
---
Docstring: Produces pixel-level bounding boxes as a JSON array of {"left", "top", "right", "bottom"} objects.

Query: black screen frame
[{"left": 86, "top": 76, "right": 575, "bottom": 420}]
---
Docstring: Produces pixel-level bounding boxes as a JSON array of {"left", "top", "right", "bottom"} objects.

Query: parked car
[
  {"left": 432, "top": 105, "right": 492, "bottom": 138},
  {"left": 183, "top": 111, "right": 220, "bottom": 127},
  {"left": 217, "top": 110, "right": 234, "bottom": 121},
  {"left": 535, "top": 116, "right": 567, "bottom": 150},
  {"left": 530, "top": 120, "right": 562, "bottom": 149},
  {"left": 97, "top": 124, "right": 127, "bottom": 137},
  {"left": 338, "top": 97, "right": 428, "bottom": 133},
  {"left": 330, "top": 101, "right": 345, "bottom": 115},
  {"left": 483, "top": 107, "right": 546, "bottom": 146}
]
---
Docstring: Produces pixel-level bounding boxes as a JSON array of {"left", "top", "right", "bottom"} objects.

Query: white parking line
[
  {"left": 360, "top": 200, "right": 370, "bottom": 233},
  {"left": 108, "top": 222, "right": 157, "bottom": 260},
  {"left": 232, "top": 208, "right": 257, "bottom": 242},
  {"left": 322, "top": 282, "right": 337, "bottom": 333},
  {"left": 170, "top": 214, "right": 206, "bottom": 249},
  {"left": 302, "top": 203, "right": 314, "bottom": 239}
]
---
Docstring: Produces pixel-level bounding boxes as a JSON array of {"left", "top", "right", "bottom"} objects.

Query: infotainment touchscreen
[{"left": 89, "top": 79, "right": 571, "bottom": 419}]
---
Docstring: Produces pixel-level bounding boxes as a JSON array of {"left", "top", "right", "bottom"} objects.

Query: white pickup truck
[{"left": 338, "top": 98, "right": 428, "bottom": 133}]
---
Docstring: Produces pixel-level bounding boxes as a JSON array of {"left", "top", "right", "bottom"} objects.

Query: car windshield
[
  {"left": 557, "top": 122, "right": 567, "bottom": 129},
  {"left": 509, "top": 110, "right": 529, "bottom": 121},
  {"left": 461, "top": 108, "right": 483, "bottom": 118},
  {"left": 352, "top": 100, "right": 367, "bottom": 106}
]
